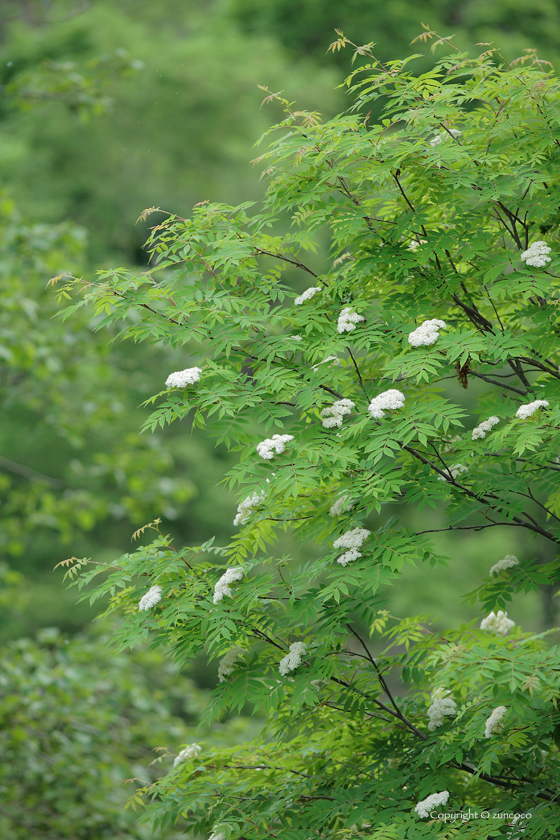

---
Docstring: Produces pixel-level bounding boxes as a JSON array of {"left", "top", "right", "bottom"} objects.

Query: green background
[{"left": 0, "top": 1, "right": 558, "bottom": 835}]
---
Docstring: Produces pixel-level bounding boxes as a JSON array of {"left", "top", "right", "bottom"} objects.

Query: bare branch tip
[{"left": 136, "top": 206, "right": 161, "bottom": 225}]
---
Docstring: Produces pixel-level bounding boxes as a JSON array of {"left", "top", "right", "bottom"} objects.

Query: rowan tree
[{"left": 62, "top": 33, "right": 560, "bottom": 839}]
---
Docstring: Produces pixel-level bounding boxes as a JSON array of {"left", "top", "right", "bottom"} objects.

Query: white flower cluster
[
  {"left": 217, "top": 646, "right": 244, "bottom": 682},
  {"left": 430, "top": 128, "right": 462, "bottom": 146},
  {"left": 337, "top": 307, "right": 365, "bottom": 333},
  {"left": 329, "top": 493, "right": 354, "bottom": 517},
  {"left": 484, "top": 705, "right": 507, "bottom": 738},
  {"left": 279, "top": 641, "right": 306, "bottom": 676},
  {"left": 208, "top": 831, "right": 226, "bottom": 840},
  {"left": 471, "top": 416, "right": 500, "bottom": 440},
  {"left": 165, "top": 367, "right": 202, "bottom": 388},
  {"left": 415, "top": 791, "right": 450, "bottom": 818},
  {"left": 233, "top": 491, "right": 265, "bottom": 526},
  {"left": 173, "top": 743, "right": 201, "bottom": 767},
  {"left": 520, "top": 240, "right": 551, "bottom": 268},
  {"left": 287, "top": 334, "right": 302, "bottom": 341},
  {"left": 408, "top": 239, "right": 427, "bottom": 252},
  {"left": 427, "top": 693, "right": 457, "bottom": 731},
  {"left": 368, "top": 389, "right": 405, "bottom": 419},
  {"left": 333, "top": 527, "right": 370, "bottom": 566},
  {"left": 321, "top": 398, "right": 355, "bottom": 429},
  {"left": 480, "top": 610, "right": 515, "bottom": 637},
  {"left": 489, "top": 555, "right": 519, "bottom": 577},
  {"left": 294, "top": 286, "right": 322, "bottom": 305},
  {"left": 213, "top": 567, "right": 244, "bottom": 604},
  {"left": 138, "top": 585, "right": 162, "bottom": 611},
  {"left": 256, "top": 434, "right": 294, "bottom": 460},
  {"left": 442, "top": 434, "right": 462, "bottom": 453},
  {"left": 408, "top": 319, "right": 447, "bottom": 347},
  {"left": 438, "top": 463, "right": 468, "bottom": 482},
  {"left": 516, "top": 399, "right": 549, "bottom": 419}
]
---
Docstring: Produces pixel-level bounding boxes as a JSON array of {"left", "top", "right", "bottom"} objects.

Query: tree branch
[
  {"left": 252, "top": 247, "right": 319, "bottom": 279},
  {"left": 402, "top": 444, "right": 560, "bottom": 545},
  {"left": 468, "top": 369, "right": 528, "bottom": 396},
  {"left": 415, "top": 522, "right": 525, "bottom": 536},
  {"left": 0, "top": 455, "right": 64, "bottom": 488},
  {"left": 346, "top": 624, "right": 427, "bottom": 740},
  {"left": 346, "top": 346, "right": 364, "bottom": 389}
]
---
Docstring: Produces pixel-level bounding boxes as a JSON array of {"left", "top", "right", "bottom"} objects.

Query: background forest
[{"left": 1, "top": 0, "right": 559, "bottom": 837}]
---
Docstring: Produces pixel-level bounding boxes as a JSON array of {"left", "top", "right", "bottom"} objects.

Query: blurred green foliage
[
  {"left": 0, "top": 625, "right": 190, "bottom": 839},
  {"left": 0, "top": 0, "right": 339, "bottom": 264},
  {"left": 0, "top": 193, "right": 207, "bottom": 636},
  {"left": 226, "top": 0, "right": 560, "bottom": 68},
  {"left": 0, "top": 621, "right": 258, "bottom": 838}
]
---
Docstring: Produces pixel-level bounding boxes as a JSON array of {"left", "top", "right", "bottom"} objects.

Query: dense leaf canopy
[{"left": 63, "top": 37, "right": 560, "bottom": 839}]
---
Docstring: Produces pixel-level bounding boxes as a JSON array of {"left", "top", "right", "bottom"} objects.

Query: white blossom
[
  {"left": 427, "top": 694, "right": 457, "bottom": 731},
  {"left": 208, "top": 831, "right": 226, "bottom": 840},
  {"left": 217, "top": 646, "right": 244, "bottom": 682},
  {"left": 489, "top": 555, "right": 519, "bottom": 577},
  {"left": 471, "top": 416, "right": 500, "bottom": 440},
  {"left": 408, "top": 239, "right": 427, "bottom": 252},
  {"left": 213, "top": 567, "right": 244, "bottom": 604},
  {"left": 430, "top": 128, "right": 462, "bottom": 146},
  {"left": 480, "top": 610, "right": 515, "bottom": 637},
  {"left": 333, "top": 252, "right": 353, "bottom": 266},
  {"left": 333, "top": 527, "right": 370, "bottom": 565},
  {"left": 337, "top": 307, "right": 365, "bottom": 333},
  {"left": 321, "top": 398, "right": 355, "bottom": 429},
  {"left": 138, "top": 585, "right": 162, "bottom": 611},
  {"left": 329, "top": 494, "right": 354, "bottom": 517},
  {"left": 408, "top": 319, "right": 447, "bottom": 347},
  {"left": 279, "top": 641, "right": 306, "bottom": 676},
  {"left": 256, "top": 434, "right": 294, "bottom": 460},
  {"left": 312, "top": 355, "right": 340, "bottom": 371},
  {"left": 368, "top": 389, "right": 405, "bottom": 419},
  {"left": 287, "top": 334, "right": 302, "bottom": 341},
  {"left": 165, "top": 367, "right": 202, "bottom": 388},
  {"left": 294, "top": 286, "right": 322, "bottom": 305},
  {"left": 520, "top": 240, "right": 551, "bottom": 268},
  {"left": 415, "top": 790, "right": 450, "bottom": 818},
  {"left": 431, "top": 686, "right": 450, "bottom": 700},
  {"left": 333, "top": 527, "right": 370, "bottom": 550},
  {"left": 233, "top": 491, "right": 265, "bottom": 526},
  {"left": 173, "top": 743, "right": 201, "bottom": 767},
  {"left": 337, "top": 547, "right": 362, "bottom": 566},
  {"left": 442, "top": 434, "right": 462, "bottom": 453},
  {"left": 438, "top": 463, "right": 468, "bottom": 482},
  {"left": 484, "top": 705, "right": 507, "bottom": 738},
  {"left": 515, "top": 399, "right": 549, "bottom": 419}
]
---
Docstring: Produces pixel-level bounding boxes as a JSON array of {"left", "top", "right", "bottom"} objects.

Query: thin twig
[
  {"left": 468, "top": 370, "right": 528, "bottom": 396},
  {"left": 253, "top": 247, "right": 319, "bottom": 278},
  {"left": 346, "top": 624, "right": 427, "bottom": 740},
  {"left": 415, "top": 522, "right": 524, "bottom": 536},
  {"left": 0, "top": 455, "right": 64, "bottom": 488},
  {"left": 346, "top": 346, "right": 364, "bottom": 389}
]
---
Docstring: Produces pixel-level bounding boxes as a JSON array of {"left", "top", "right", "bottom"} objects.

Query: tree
[{"left": 63, "top": 33, "right": 560, "bottom": 839}]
